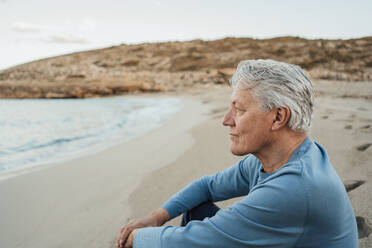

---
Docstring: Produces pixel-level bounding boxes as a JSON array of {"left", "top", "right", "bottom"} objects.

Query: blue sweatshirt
[{"left": 133, "top": 137, "right": 358, "bottom": 247}]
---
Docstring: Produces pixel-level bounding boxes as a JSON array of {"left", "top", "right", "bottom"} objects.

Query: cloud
[
  {"left": 45, "top": 34, "right": 90, "bottom": 44},
  {"left": 12, "top": 22, "right": 44, "bottom": 33},
  {"left": 11, "top": 20, "right": 93, "bottom": 45}
]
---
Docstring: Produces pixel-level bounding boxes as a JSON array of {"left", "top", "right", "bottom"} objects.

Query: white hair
[{"left": 230, "top": 59, "right": 314, "bottom": 132}]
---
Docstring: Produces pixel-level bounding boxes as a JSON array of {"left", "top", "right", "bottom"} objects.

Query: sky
[{"left": 0, "top": 0, "right": 371, "bottom": 70}]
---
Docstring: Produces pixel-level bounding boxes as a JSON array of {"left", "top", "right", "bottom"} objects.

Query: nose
[{"left": 222, "top": 108, "right": 235, "bottom": 127}]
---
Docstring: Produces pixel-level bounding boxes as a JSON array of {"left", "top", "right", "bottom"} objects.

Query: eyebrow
[{"left": 232, "top": 100, "right": 245, "bottom": 109}]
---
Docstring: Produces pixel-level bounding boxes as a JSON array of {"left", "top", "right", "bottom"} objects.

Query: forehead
[{"left": 230, "top": 88, "right": 255, "bottom": 106}]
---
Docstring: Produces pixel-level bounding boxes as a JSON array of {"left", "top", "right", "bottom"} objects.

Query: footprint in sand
[
  {"left": 356, "top": 143, "right": 372, "bottom": 151},
  {"left": 360, "top": 125, "right": 371, "bottom": 129},
  {"left": 356, "top": 216, "right": 372, "bottom": 239},
  {"left": 344, "top": 125, "right": 353, "bottom": 130},
  {"left": 359, "top": 125, "right": 372, "bottom": 133},
  {"left": 340, "top": 181, "right": 371, "bottom": 239},
  {"left": 343, "top": 180, "right": 365, "bottom": 192}
]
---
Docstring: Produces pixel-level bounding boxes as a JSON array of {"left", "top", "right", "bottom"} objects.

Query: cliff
[{"left": 1, "top": 36, "right": 371, "bottom": 98}]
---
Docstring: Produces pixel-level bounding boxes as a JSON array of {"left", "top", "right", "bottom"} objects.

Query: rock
[
  {"left": 169, "top": 52, "right": 206, "bottom": 72},
  {"left": 45, "top": 92, "right": 67, "bottom": 99},
  {"left": 66, "top": 74, "right": 85, "bottom": 79},
  {"left": 217, "top": 68, "right": 235, "bottom": 80},
  {"left": 121, "top": 60, "right": 140, "bottom": 66}
]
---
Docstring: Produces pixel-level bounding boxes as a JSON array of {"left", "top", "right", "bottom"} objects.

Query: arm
[
  {"left": 134, "top": 172, "right": 307, "bottom": 248},
  {"left": 162, "top": 156, "right": 255, "bottom": 219},
  {"left": 119, "top": 156, "right": 255, "bottom": 247}
]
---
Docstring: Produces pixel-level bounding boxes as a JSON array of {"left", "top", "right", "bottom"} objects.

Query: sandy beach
[{"left": 1, "top": 81, "right": 371, "bottom": 248}]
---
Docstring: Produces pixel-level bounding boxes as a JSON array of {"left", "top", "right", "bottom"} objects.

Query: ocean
[{"left": 0, "top": 96, "right": 182, "bottom": 178}]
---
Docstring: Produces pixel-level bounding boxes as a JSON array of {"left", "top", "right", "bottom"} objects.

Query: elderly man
[{"left": 117, "top": 59, "right": 358, "bottom": 248}]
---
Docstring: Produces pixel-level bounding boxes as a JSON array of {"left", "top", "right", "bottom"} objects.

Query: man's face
[{"left": 223, "top": 89, "right": 275, "bottom": 156}]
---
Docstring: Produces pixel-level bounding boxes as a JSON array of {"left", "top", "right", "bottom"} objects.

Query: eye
[{"left": 235, "top": 107, "right": 245, "bottom": 115}]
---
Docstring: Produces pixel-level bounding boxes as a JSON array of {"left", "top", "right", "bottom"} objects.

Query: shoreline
[
  {"left": 0, "top": 94, "right": 184, "bottom": 182},
  {"left": 0, "top": 92, "right": 214, "bottom": 248}
]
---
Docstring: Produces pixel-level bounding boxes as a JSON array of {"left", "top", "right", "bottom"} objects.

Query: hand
[
  {"left": 124, "top": 229, "right": 137, "bottom": 248},
  {"left": 117, "top": 208, "right": 170, "bottom": 248}
]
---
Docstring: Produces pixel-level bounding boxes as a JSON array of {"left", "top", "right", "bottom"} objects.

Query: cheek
[
  {"left": 235, "top": 116, "right": 265, "bottom": 142},
  {"left": 235, "top": 116, "right": 256, "bottom": 134}
]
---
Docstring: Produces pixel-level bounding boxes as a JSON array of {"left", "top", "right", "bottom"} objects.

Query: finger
[
  {"left": 126, "top": 229, "right": 136, "bottom": 248},
  {"left": 117, "top": 230, "right": 123, "bottom": 248},
  {"left": 124, "top": 231, "right": 132, "bottom": 248},
  {"left": 119, "top": 228, "right": 133, "bottom": 248},
  {"left": 117, "top": 227, "right": 128, "bottom": 248},
  {"left": 124, "top": 239, "right": 130, "bottom": 248},
  {"left": 125, "top": 237, "right": 134, "bottom": 248}
]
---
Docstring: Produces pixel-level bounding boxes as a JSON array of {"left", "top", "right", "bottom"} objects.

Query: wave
[{"left": 0, "top": 97, "right": 182, "bottom": 175}]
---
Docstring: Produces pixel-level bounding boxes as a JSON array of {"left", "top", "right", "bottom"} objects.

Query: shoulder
[
  {"left": 252, "top": 164, "right": 307, "bottom": 200},
  {"left": 243, "top": 164, "right": 308, "bottom": 220},
  {"left": 290, "top": 137, "right": 330, "bottom": 167}
]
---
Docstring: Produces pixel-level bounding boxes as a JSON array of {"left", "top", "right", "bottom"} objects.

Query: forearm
[
  {"left": 162, "top": 177, "right": 211, "bottom": 218},
  {"left": 162, "top": 161, "right": 251, "bottom": 219},
  {"left": 149, "top": 208, "right": 171, "bottom": 226}
]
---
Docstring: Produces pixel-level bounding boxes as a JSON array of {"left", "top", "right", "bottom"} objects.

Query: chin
[{"left": 230, "top": 146, "right": 250, "bottom": 156}]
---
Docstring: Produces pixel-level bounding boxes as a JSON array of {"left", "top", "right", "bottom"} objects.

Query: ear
[{"left": 271, "top": 107, "right": 291, "bottom": 131}]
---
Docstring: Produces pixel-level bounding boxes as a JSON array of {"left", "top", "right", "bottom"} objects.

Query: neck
[{"left": 254, "top": 131, "right": 307, "bottom": 173}]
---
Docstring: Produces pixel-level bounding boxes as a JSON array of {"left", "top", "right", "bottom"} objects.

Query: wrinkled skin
[{"left": 223, "top": 89, "right": 275, "bottom": 156}]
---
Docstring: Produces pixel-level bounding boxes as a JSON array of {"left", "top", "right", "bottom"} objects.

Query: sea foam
[{"left": 0, "top": 97, "right": 182, "bottom": 177}]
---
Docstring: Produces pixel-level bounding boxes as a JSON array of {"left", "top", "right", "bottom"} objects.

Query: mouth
[{"left": 229, "top": 133, "right": 239, "bottom": 137}]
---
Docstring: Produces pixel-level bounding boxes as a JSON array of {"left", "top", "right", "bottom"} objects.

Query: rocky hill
[{"left": 1, "top": 36, "right": 371, "bottom": 98}]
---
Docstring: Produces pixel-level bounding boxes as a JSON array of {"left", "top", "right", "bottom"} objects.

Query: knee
[{"left": 181, "top": 201, "right": 220, "bottom": 226}]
